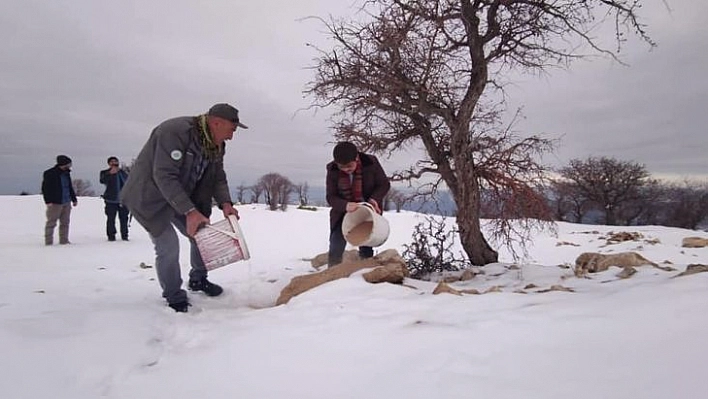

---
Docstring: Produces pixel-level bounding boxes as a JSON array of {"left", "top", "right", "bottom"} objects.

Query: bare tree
[
  {"left": 279, "top": 181, "right": 295, "bottom": 211},
  {"left": 662, "top": 179, "right": 708, "bottom": 229},
  {"left": 558, "top": 157, "right": 650, "bottom": 225},
  {"left": 295, "top": 182, "right": 310, "bottom": 206},
  {"left": 72, "top": 179, "right": 96, "bottom": 197},
  {"left": 235, "top": 183, "right": 249, "bottom": 204},
  {"left": 548, "top": 179, "right": 595, "bottom": 223},
  {"left": 614, "top": 178, "right": 664, "bottom": 226},
  {"left": 633, "top": 181, "right": 671, "bottom": 226},
  {"left": 121, "top": 158, "right": 135, "bottom": 174},
  {"left": 257, "top": 173, "right": 293, "bottom": 211},
  {"left": 386, "top": 188, "right": 410, "bottom": 213},
  {"left": 306, "top": 0, "right": 653, "bottom": 264},
  {"left": 249, "top": 181, "right": 265, "bottom": 204}
]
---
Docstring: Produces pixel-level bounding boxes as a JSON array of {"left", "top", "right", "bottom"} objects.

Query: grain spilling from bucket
[{"left": 346, "top": 221, "right": 374, "bottom": 246}]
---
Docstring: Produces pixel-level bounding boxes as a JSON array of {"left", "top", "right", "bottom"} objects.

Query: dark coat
[
  {"left": 99, "top": 168, "right": 129, "bottom": 203},
  {"left": 326, "top": 152, "right": 390, "bottom": 229},
  {"left": 41, "top": 166, "right": 77, "bottom": 205},
  {"left": 120, "top": 116, "right": 232, "bottom": 236}
]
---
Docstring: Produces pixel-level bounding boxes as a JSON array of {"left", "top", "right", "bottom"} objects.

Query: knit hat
[{"left": 56, "top": 155, "right": 72, "bottom": 166}]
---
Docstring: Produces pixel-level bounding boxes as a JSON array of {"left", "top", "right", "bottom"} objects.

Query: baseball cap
[{"left": 207, "top": 103, "right": 249, "bottom": 129}]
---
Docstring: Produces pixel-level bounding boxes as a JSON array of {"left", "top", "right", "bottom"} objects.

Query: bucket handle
[
  {"left": 203, "top": 215, "right": 240, "bottom": 240},
  {"left": 357, "top": 201, "right": 375, "bottom": 211},
  {"left": 357, "top": 201, "right": 383, "bottom": 214}
]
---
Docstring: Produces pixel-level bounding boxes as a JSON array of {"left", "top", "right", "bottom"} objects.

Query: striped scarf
[
  {"left": 195, "top": 114, "right": 222, "bottom": 161},
  {"left": 338, "top": 158, "right": 363, "bottom": 202}
]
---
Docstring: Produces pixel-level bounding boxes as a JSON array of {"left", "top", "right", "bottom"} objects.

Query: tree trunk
[
  {"left": 448, "top": 171, "right": 499, "bottom": 266},
  {"left": 605, "top": 206, "right": 617, "bottom": 225}
]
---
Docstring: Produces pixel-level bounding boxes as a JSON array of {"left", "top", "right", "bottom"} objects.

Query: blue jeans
[{"left": 328, "top": 217, "right": 373, "bottom": 267}]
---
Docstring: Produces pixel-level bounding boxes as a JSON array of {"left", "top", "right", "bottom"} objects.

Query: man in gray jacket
[{"left": 121, "top": 103, "right": 247, "bottom": 312}]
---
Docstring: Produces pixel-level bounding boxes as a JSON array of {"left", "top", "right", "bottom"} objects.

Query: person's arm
[
  {"left": 212, "top": 158, "right": 232, "bottom": 207},
  {"left": 325, "top": 164, "right": 349, "bottom": 212},
  {"left": 213, "top": 156, "right": 238, "bottom": 219},
  {"left": 368, "top": 155, "right": 391, "bottom": 207},
  {"left": 41, "top": 170, "right": 49, "bottom": 204},
  {"left": 99, "top": 169, "right": 108, "bottom": 184},
  {"left": 69, "top": 174, "right": 78, "bottom": 205}
]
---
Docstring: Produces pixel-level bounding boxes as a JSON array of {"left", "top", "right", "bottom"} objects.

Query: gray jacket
[{"left": 120, "top": 116, "right": 232, "bottom": 236}]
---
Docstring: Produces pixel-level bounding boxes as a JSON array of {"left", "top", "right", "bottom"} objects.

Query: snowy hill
[{"left": 1, "top": 195, "right": 707, "bottom": 399}]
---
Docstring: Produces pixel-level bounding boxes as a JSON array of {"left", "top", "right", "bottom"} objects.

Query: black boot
[
  {"left": 168, "top": 301, "right": 191, "bottom": 313},
  {"left": 188, "top": 277, "right": 223, "bottom": 297}
]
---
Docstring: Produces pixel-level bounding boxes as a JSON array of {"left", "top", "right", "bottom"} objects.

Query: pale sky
[{"left": 1, "top": 0, "right": 706, "bottom": 195}]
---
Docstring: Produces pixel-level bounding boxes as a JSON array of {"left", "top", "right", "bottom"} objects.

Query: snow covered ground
[{"left": 1, "top": 195, "right": 707, "bottom": 399}]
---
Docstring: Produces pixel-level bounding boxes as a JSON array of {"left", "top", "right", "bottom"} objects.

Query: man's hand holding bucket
[
  {"left": 221, "top": 202, "right": 239, "bottom": 219},
  {"left": 186, "top": 209, "right": 210, "bottom": 237}
]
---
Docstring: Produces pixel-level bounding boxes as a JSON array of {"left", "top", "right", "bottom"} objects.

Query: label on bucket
[{"left": 194, "top": 216, "right": 250, "bottom": 271}]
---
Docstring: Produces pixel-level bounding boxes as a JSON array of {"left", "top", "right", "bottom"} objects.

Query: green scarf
[{"left": 195, "top": 114, "right": 223, "bottom": 161}]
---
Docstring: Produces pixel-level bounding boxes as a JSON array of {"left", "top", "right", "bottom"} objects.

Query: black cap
[
  {"left": 107, "top": 156, "right": 119, "bottom": 164},
  {"left": 207, "top": 103, "right": 249, "bottom": 129},
  {"left": 56, "top": 155, "right": 72, "bottom": 166}
]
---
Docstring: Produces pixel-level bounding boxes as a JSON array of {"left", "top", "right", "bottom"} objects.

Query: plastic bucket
[
  {"left": 342, "top": 202, "right": 390, "bottom": 247},
  {"left": 194, "top": 215, "right": 250, "bottom": 271}
]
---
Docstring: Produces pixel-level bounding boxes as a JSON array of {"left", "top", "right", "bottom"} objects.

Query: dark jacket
[
  {"left": 41, "top": 166, "right": 77, "bottom": 205},
  {"left": 326, "top": 152, "right": 390, "bottom": 229},
  {"left": 120, "top": 116, "right": 232, "bottom": 236},
  {"left": 99, "top": 168, "right": 129, "bottom": 203}
]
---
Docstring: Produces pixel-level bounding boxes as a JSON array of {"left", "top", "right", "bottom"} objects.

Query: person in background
[
  {"left": 121, "top": 103, "right": 247, "bottom": 313},
  {"left": 41, "top": 155, "right": 78, "bottom": 245},
  {"left": 99, "top": 156, "right": 130, "bottom": 241},
  {"left": 325, "top": 141, "right": 390, "bottom": 267}
]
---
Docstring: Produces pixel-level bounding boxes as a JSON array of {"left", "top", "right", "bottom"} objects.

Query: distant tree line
[
  {"left": 389, "top": 156, "right": 708, "bottom": 231},
  {"left": 20, "top": 157, "right": 707, "bottom": 230},
  {"left": 546, "top": 156, "right": 708, "bottom": 230},
  {"left": 237, "top": 173, "right": 420, "bottom": 214}
]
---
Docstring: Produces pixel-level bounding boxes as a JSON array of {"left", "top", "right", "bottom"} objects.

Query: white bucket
[
  {"left": 342, "top": 202, "right": 390, "bottom": 247},
  {"left": 194, "top": 215, "right": 250, "bottom": 271}
]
